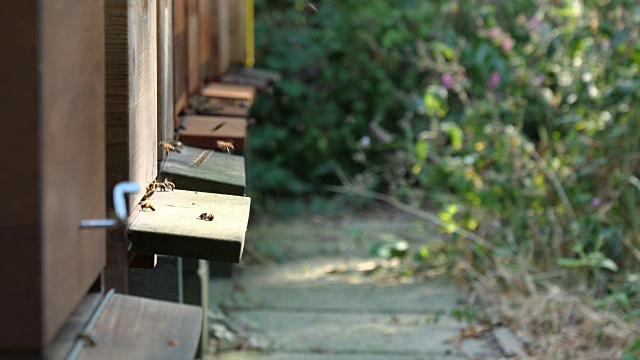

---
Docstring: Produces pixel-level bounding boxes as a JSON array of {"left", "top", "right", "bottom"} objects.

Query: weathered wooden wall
[
  {"left": 0, "top": 0, "right": 106, "bottom": 351},
  {"left": 211, "top": 0, "right": 230, "bottom": 78},
  {"left": 104, "top": 0, "right": 158, "bottom": 293},
  {"left": 228, "top": 0, "right": 246, "bottom": 65},
  {"left": 174, "top": 0, "right": 188, "bottom": 117},
  {"left": 199, "top": 0, "right": 213, "bottom": 81},
  {"left": 187, "top": 0, "right": 200, "bottom": 94},
  {"left": 158, "top": 0, "right": 175, "bottom": 146}
]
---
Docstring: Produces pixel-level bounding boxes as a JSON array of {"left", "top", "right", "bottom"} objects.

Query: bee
[
  {"left": 198, "top": 212, "right": 214, "bottom": 221},
  {"left": 162, "top": 179, "right": 175, "bottom": 191},
  {"left": 140, "top": 187, "right": 156, "bottom": 203},
  {"left": 217, "top": 140, "right": 235, "bottom": 154},
  {"left": 160, "top": 141, "right": 181, "bottom": 156},
  {"left": 140, "top": 201, "right": 155, "bottom": 212},
  {"left": 147, "top": 180, "right": 175, "bottom": 192}
]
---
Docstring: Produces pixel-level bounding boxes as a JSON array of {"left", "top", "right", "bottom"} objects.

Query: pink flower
[
  {"left": 590, "top": 197, "right": 601, "bottom": 207},
  {"left": 501, "top": 38, "right": 513, "bottom": 51},
  {"left": 488, "top": 27, "right": 499, "bottom": 39},
  {"left": 488, "top": 71, "right": 501, "bottom": 89},
  {"left": 441, "top": 73, "right": 454, "bottom": 89}
]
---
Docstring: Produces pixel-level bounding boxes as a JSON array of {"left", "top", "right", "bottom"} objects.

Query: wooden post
[
  {"left": 174, "top": 0, "right": 188, "bottom": 118},
  {"left": 212, "top": 0, "right": 231, "bottom": 77},
  {"left": 158, "top": 0, "right": 175, "bottom": 146},
  {"left": 199, "top": 0, "right": 213, "bottom": 81},
  {"left": 187, "top": 0, "right": 201, "bottom": 94},
  {"left": 0, "top": 0, "right": 106, "bottom": 353},
  {"left": 228, "top": 0, "right": 246, "bottom": 65},
  {"left": 104, "top": 0, "right": 158, "bottom": 293}
]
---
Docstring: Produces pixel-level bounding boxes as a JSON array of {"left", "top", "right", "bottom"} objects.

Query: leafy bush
[{"left": 251, "top": 0, "right": 640, "bottom": 317}]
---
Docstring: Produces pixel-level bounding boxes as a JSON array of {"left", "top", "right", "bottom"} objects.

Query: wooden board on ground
[
  {"left": 129, "top": 190, "right": 250, "bottom": 263},
  {"left": 201, "top": 82, "right": 255, "bottom": 104},
  {"left": 163, "top": 145, "right": 246, "bottom": 196},
  {"left": 77, "top": 294, "right": 202, "bottom": 360},
  {"left": 179, "top": 115, "right": 247, "bottom": 152}
]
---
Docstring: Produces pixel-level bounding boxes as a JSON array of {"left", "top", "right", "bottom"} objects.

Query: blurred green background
[{"left": 248, "top": 0, "right": 640, "bottom": 348}]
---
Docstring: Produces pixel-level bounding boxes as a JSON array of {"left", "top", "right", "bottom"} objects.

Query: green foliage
[{"left": 252, "top": 0, "right": 640, "bottom": 320}]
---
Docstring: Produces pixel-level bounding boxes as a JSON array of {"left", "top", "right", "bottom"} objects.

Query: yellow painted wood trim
[{"left": 245, "top": 0, "right": 255, "bottom": 67}]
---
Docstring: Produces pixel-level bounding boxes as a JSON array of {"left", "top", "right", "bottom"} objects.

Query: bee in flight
[
  {"left": 140, "top": 201, "right": 155, "bottom": 212},
  {"left": 198, "top": 212, "right": 214, "bottom": 221},
  {"left": 217, "top": 140, "right": 235, "bottom": 154},
  {"left": 159, "top": 141, "right": 182, "bottom": 156}
]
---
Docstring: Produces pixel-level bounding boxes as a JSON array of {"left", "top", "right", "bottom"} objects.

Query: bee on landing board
[
  {"left": 198, "top": 212, "right": 214, "bottom": 221},
  {"left": 140, "top": 201, "right": 155, "bottom": 212},
  {"left": 147, "top": 180, "right": 175, "bottom": 192},
  {"left": 217, "top": 140, "right": 235, "bottom": 154}
]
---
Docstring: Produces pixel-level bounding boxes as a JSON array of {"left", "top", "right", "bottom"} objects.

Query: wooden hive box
[
  {"left": 179, "top": 115, "right": 247, "bottom": 152},
  {"left": 163, "top": 145, "right": 246, "bottom": 196},
  {"left": 201, "top": 82, "right": 256, "bottom": 105},
  {"left": 128, "top": 190, "right": 250, "bottom": 263}
]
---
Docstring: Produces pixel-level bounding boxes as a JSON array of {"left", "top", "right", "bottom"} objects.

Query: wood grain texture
[
  {"left": 228, "top": 0, "right": 246, "bottom": 65},
  {"left": 173, "top": 0, "right": 188, "bottom": 117},
  {"left": 41, "top": 0, "right": 107, "bottom": 344},
  {"left": 158, "top": 0, "right": 175, "bottom": 148},
  {"left": 198, "top": 0, "right": 212, "bottom": 80},
  {"left": 211, "top": 0, "right": 230, "bottom": 77},
  {"left": 129, "top": 190, "right": 250, "bottom": 263},
  {"left": 179, "top": 115, "right": 248, "bottom": 152},
  {"left": 77, "top": 294, "right": 202, "bottom": 360},
  {"left": 47, "top": 293, "right": 103, "bottom": 359},
  {"left": 201, "top": 82, "right": 255, "bottom": 103},
  {"left": 162, "top": 145, "right": 246, "bottom": 196},
  {"left": 105, "top": 0, "right": 158, "bottom": 292},
  {"left": 0, "top": 0, "right": 106, "bottom": 351},
  {"left": 186, "top": 0, "right": 201, "bottom": 94}
]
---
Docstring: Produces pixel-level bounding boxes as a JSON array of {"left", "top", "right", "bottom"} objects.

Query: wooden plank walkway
[{"left": 204, "top": 212, "right": 504, "bottom": 360}]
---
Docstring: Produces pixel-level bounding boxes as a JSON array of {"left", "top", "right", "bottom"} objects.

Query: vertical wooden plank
[
  {"left": 228, "top": 0, "right": 246, "bottom": 65},
  {"left": 158, "top": 0, "right": 174, "bottom": 146},
  {"left": 41, "top": 0, "right": 107, "bottom": 344},
  {"left": 245, "top": 0, "right": 255, "bottom": 67},
  {"left": 210, "top": 0, "right": 230, "bottom": 79},
  {"left": 0, "top": 0, "right": 106, "bottom": 351},
  {"left": 104, "top": 0, "right": 158, "bottom": 293},
  {"left": 186, "top": 0, "right": 201, "bottom": 94},
  {"left": 199, "top": 0, "right": 212, "bottom": 81},
  {"left": 173, "top": 0, "right": 188, "bottom": 118},
  {"left": 0, "top": 0, "right": 43, "bottom": 351}
]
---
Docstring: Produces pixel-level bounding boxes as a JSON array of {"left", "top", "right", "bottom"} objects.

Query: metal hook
[{"left": 79, "top": 181, "right": 142, "bottom": 229}]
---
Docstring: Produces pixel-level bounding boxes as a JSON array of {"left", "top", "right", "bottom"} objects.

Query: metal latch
[{"left": 79, "top": 182, "right": 141, "bottom": 229}]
